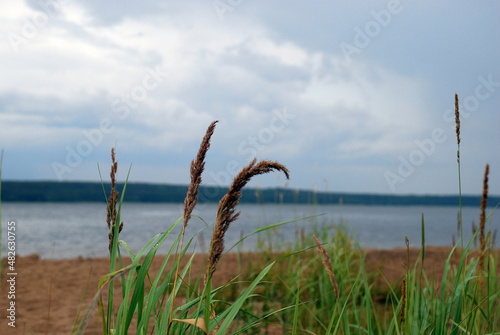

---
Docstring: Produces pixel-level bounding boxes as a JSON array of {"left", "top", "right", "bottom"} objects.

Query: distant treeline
[{"left": 1, "top": 181, "right": 498, "bottom": 207}]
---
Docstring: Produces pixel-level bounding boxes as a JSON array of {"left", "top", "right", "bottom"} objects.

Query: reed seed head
[
  {"left": 106, "top": 148, "right": 117, "bottom": 230},
  {"left": 478, "top": 163, "right": 489, "bottom": 273},
  {"left": 206, "top": 158, "right": 290, "bottom": 280},
  {"left": 107, "top": 148, "right": 123, "bottom": 251},
  {"left": 183, "top": 121, "right": 218, "bottom": 230},
  {"left": 313, "top": 235, "right": 339, "bottom": 299},
  {"left": 454, "top": 94, "right": 460, "bottom": 145},
  {"left": 455, "top": 94, "right": 461, "bottom": 163}
]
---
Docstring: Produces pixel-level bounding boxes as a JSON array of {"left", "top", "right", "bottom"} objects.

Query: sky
[{"left": 0, "top": 0, "right": 499, "bottom": 195}]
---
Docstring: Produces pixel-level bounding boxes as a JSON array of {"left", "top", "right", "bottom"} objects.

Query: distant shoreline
[{"left": 2, "top": 180, "right": 498, "bottom": 206}]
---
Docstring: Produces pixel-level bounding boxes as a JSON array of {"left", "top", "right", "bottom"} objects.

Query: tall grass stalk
[
  {"left": 203, "top": 158, "right": 289, "bottom": 331},
  {"left": 478, "top": 163, "right": 489, "bottom": 277},
  {"left": 169, "top": 120, "right": 217, "bottom": 328},
  {"left": 455, "top": 93, "right": 464, "bottom": 248},
  {"left": 206, "top": 158, "right": 289, "bottom": 282},
  {"left": 96, "top": 148, "right": 132, "bottom": 334}
]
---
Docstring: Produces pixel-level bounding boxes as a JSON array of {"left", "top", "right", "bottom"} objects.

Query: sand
[{"left": 0, "top": 247, "right": 496, "bottom": 334}]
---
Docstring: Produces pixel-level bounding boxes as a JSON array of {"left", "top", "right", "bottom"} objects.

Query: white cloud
[
  {"left": 62, "top": 2, "right": 93, "bottom": 26},
  {"left": 297, "top": 59, "right": 429, "bottom": 156},
  {"left": 246, "top": 38, "right": 310, "bottom": 67}
]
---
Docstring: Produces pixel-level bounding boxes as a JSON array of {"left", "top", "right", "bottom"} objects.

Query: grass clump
[{"left": 75, "top": 121, "right": 292, "bottom": 334}]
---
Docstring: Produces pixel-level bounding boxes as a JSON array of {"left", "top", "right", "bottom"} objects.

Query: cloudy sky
[{"left": 0, "top": 0, "right": 499, "bottom": 195}]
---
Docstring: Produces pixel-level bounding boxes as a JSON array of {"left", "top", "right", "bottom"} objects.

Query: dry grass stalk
[
  {"left": 183, "top": 121, "right": 218, "bottom": 230},
  {"left": 106, "top": 148, "right": 117, "bottom": 230},
  {"left": 107, "top": 148, "right": 123, "bottom": 251},
  {"left": 454, "top": 93, "right": 460, "bottom": 162},
  {"left": 478, "top": 163, "right": 489, "bottom": 274},
  {"left": 206, "top": 158, "right": 290, "bottom": 280},
  {"left": 170, "top": 121, "right": 218, "bottom": 328},
  {"left": 313, "top": 235, "right": 339, "bottom": 299},
  {"left": 455, "top": 94, "right": 465, "bottom": 248}
]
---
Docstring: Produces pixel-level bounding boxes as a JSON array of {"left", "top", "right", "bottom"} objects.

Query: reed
[
  {"left": 313, "top": 234, "right": 339, "bottom": 299},
  {"left": 183, "top": 121, "right": 218, "bottom": 231},
  {"left": 455, "top": 93, "right": 464, "bottom": 248},
  {"left": 454, "top": 93, "right": 461, "bottom": 161},
  {"left": 170, "top": 120, "right": 217, "bottom": 329},
  {"left": 206, "top": 158, "right": 290, "bottom": 281},
  {"left": 478, "top": 163, "right": 489, "bottom": 275},
  {"left": 103, "top": 148, "right": 124, "bottom": 334},
  {"left": 106, "top": 147, "right": 122, "bottom": 252}
]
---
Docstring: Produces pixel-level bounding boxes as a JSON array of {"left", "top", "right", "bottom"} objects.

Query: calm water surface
[{"left": 1, "top": 202, "right": 497, "bottom": 259}]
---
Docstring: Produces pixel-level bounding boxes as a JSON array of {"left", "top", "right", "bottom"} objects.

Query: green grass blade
[{"left": 214, "top": 261, "right": 276, "bottom": 334}]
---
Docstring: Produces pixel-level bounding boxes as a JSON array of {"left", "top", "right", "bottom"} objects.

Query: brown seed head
[
  {"left": 313, "top": 235, "right": 339, "bottom": 299},
  {"left": 479, "top": 163, "right": 489, "bottom": 273},
  {"left": 207, "top": 159, "right": 289, "bottom": 280},
  {"left": 107, "top": 148, "right": 122, "bottom": 251},
  {"left": 454, "top": 94, "right": 460, "bottom": 145},
  {"left": 183, "top": 121, "right": 218, "bottom": 229},
  {"left": 455, "top": 94, "right": 461, "bottom": 162}
]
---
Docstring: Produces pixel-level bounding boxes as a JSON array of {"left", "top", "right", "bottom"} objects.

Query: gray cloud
[{"left": 0, "top": 0, "right": 498, "bottom": 195}]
